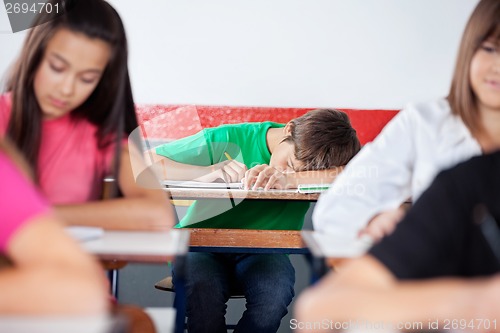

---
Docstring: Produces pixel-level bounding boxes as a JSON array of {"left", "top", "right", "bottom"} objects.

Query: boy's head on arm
[{"left": 283, "top": 109, "right": 361, "bottom": 171}]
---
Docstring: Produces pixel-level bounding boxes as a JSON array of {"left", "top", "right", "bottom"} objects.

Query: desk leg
[
  {"left": 101, "top": 261, "right": 127, "bottom": 300},
  {"left": 108, "top": 269, "right": 119, "bottom": 299},
  {"left": 172, "top": 255, "right": 187, "bottom": 333}
]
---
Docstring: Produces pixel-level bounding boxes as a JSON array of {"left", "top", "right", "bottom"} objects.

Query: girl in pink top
[
  {"left": 0, "top": 140, "right": 108, "bottom": 314},
  {"left": 0, "top": 149, "right": 48, "bottom": 251},
  {"left": 1, "top": 0, "right": 173, "bottom": 230}
]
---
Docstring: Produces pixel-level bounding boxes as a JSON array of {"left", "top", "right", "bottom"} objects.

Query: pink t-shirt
[
  {"left": 0, "top": 152, "right": 50, "bottom": 252},
  {"left": 0, "top": 93, "right": 116, "bottom": 204}
]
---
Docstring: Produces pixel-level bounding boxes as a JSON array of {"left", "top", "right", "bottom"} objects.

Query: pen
[{"left": 222, "top": 151, "right": 237, "bottom": 207}]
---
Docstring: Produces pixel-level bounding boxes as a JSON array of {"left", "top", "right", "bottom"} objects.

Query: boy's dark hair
[{"left": 284, "top": 109, "right": 360, "bottom": 171}]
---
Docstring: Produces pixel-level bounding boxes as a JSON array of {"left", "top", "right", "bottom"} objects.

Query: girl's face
[
  {"left": 34, "top": 28, "right": 111, "bottom": 119},
  {"left": 470, "top": 38, "right": 500, "bottom": 114}
]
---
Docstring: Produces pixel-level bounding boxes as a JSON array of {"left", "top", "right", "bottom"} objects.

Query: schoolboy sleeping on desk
[{"left": 147, "top": 109, "right": 361, "bottom": 332}]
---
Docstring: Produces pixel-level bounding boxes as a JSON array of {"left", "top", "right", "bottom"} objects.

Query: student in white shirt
[
  {"left": 295, "top": 151, "right": 500, "bottom": 333},
  {"left": 313, "top": 0, "right": 500, "bottom": 242}
]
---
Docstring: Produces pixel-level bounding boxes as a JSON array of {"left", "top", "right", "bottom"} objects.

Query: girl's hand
[
  {"left": 196, "top": 160, "right": 247, "bottom": 183},
  {"left": 468, "top": 275, "right": 500, "bottom": 327},
  {"left": 359, "top": 207, "right": 406, "bottom": 242},
  {"left": 242, "top": 164, "right": 289, "bottom": 190}
]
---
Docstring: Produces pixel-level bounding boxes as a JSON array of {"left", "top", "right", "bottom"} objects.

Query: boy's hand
[
  {"left": 243, "top": 164, "right": 289, "bottom": 190},
  {"left": 195, "top": 160, "right": 247, "bottom": 183},
  {"left": 358, "top": 208, "right": 406, "bottom": 242}
]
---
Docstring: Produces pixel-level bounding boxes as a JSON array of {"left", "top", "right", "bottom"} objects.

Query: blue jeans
[{"left": 173, "top": 252, "right": 295, "bottom": 333}]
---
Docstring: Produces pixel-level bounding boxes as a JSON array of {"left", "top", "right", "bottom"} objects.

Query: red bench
[{"left": 135, "top": 105, "right": 398, "bottom": 145}]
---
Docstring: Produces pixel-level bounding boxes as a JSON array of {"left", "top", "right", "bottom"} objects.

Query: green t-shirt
[{"left": 155, "top": 122, "right": 310, "bottom": 230}]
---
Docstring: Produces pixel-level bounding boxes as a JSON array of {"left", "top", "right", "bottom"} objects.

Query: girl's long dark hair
[{"left": 6, "top": 0, "right": 138, "bottom": 192}]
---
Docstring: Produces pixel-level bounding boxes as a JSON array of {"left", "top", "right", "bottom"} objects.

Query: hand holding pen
[{"left": 194, "top": 151, "right": 247, "bottom": 184}]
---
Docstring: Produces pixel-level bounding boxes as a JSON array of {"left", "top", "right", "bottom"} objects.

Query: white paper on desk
[
  {"left": 305, "top": 232, "right": 373, "bottom": 258},
  {"left": 162, "top": 180, "right": 242, "bottom": 189},
  {"left": 65, "top": 226, "right": 104, "bottom": 242}
]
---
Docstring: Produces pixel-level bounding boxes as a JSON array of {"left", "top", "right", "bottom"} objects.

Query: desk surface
[
  {"left": 83, "top": 229, "right": 190, "bottom": 263},
  {"left": 165, "top": 187, "right": 320, "bottom": 201}
]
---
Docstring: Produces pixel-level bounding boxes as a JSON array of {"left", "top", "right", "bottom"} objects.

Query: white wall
[{"left": 0, "top": 0, "right": 479, "bottom": 108}]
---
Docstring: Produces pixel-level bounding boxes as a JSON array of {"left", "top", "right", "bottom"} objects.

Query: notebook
[
  {"left": 297, "top": 184, "right": 331, "bottom": 193},
  {"left": 162, "top": 180, "right": 242, "bottom": 189}
]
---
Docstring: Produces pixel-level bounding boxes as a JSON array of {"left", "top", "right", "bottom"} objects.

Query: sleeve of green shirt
[{"left": 154, "top": 128, "right": 231, "bottom": 166}]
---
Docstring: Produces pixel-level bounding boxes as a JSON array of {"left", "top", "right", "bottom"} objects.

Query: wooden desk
[
  {"left": 188, "top": 228, "right": 308, "bottom": 254},
  {"left": 83, "top": 230, "right": 189, "bottom": 285},
  {"left": 82, "top": 229, "right": 189, "bottom": 333},
  {"left": 165, "top": 187, "right": 319, "bottom": 254},
  {"left": 164, "top": 187, "right": 317, "bottom": 256},
  {"left": 165, "top": 187, "right": 320, "bottom": 201},
  {"left": 83, "top": 229, "right": 190, "bottom": 263},
  {"left": 164, "top": 186, "right": 318, "bottom": 255}
]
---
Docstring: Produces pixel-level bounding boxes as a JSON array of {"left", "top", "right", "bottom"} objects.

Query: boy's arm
[
  {"left": 147, "top": 149, "right": 209, "bottom": 180},
  {"left": 243, "top": 165, "right": 343, "bottom": 190},
  {"left": 55, "top": 146, "right": 246, "bottom": 230},
  {"left": 286, "top": 167, "right": 343, "bottom": 187},
  {"left": 146, "top": 128, "right": 247, "bottom": 183},
  {"left": 147, "top": 149, "right": 247, "bottom": 183}
]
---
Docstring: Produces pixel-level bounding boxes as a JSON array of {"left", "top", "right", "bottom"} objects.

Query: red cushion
[{"left": 135, "top": 105, "right": 398, "bottom": 145}]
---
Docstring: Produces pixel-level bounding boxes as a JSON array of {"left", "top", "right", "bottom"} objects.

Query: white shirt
[{"left": 313, "top": 98, "right": 482, "bottom": 238}]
